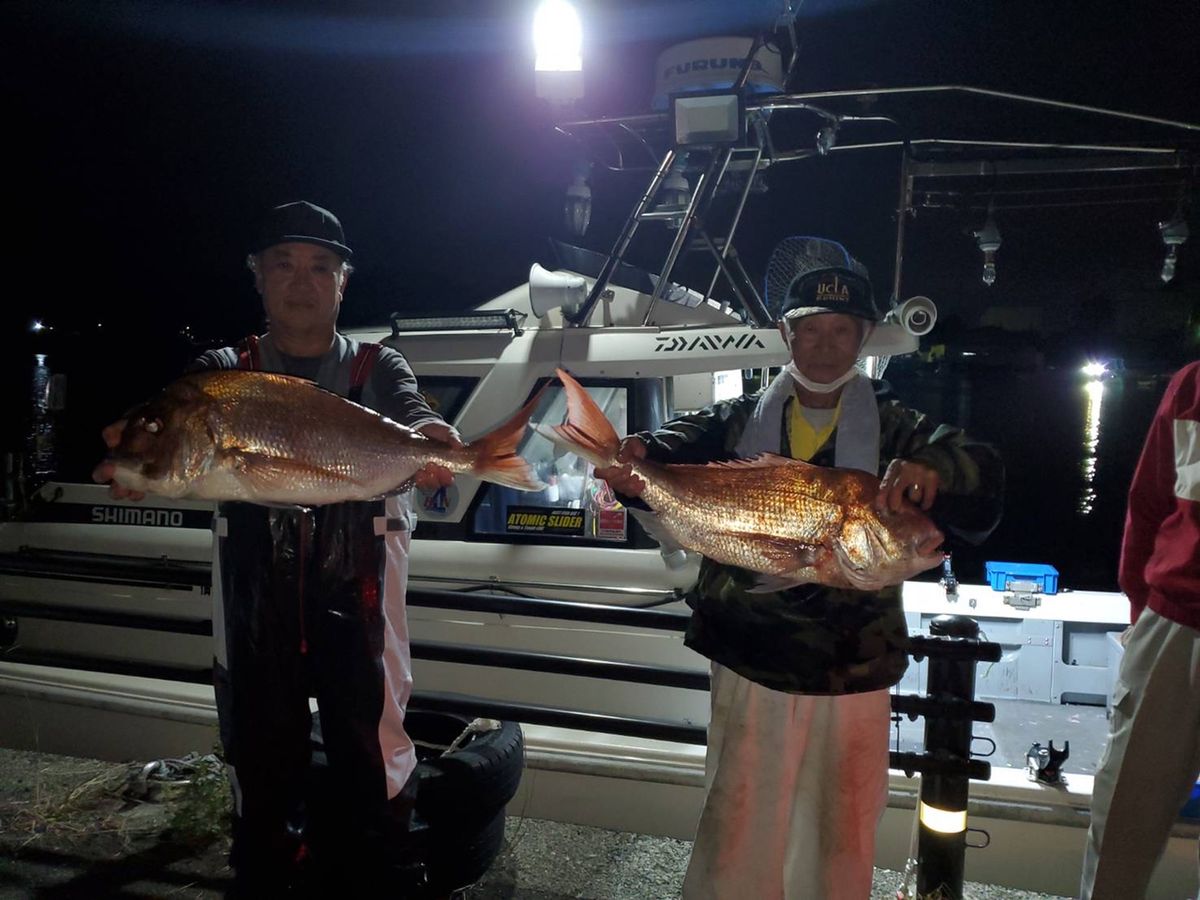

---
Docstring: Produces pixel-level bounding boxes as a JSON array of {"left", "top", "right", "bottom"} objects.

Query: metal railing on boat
[
  {"left": 0, "top": 584, "right": 1001, "bottom": 898},
  {"left": 0, "top": 586, "right": 1000, "bottom": 777}
]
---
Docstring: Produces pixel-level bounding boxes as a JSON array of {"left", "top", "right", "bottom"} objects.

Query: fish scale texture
[
  {"left": 115, "top": 370, "right": 491, "bottom": 504},
  {"left": 199, "top": 373, "right": 431, "bottom": 498},
  {"left": 645, "top": 461, "right": 846, "bottom": 540}
]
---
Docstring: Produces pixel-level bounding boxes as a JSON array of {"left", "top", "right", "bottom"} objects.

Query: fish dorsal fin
[
  {"left": 704, "top": 453, "right": 841, "bottom": 480},
  {"left": 666, "top": 453, "right": 876, "bottom": 508},
  {"left": 196, "top": 370, "right": 357, "bottom": 409},
  {"left": 653, "top": 452, "right": 826, "bottom": 478},
  {"left": 708, "top": 452, "right": 800, "bottom": 470},
  {"left": 658, "top": 453, "right": 816, "bottom": 481},
  {"left": 658, "top": 454, "right": 854, "bottom": 515}
]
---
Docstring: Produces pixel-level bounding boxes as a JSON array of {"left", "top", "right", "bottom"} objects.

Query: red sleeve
[{"left": 1118, "top": 365, "right": 1194, "bottom": 618}]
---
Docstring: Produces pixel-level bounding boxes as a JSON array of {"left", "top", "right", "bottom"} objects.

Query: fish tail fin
[
  {"left": 545, "top": 368, "right": 621, "bottom": 468},
  {"left": 470, "top": 388, "right": 546, "bottom": 491}
]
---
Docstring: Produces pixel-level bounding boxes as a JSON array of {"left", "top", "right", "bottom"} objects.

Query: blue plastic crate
[
  {"left": 1182, "top": 783, "right": 1200, "bottom": 819},
  {"left": 985, "top": 561, "right": 1060, "bottom": 595}
]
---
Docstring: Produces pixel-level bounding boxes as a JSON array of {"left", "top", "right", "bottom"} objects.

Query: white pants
[
  {"left": 683, "top": 665, "right": 892, "bottom": 900},
  {"left": 1081, "top": 608, "right": 1200, "bottom": 899},
  {"left": 377, "top": 510, "right": 416, "bottom": 799}
]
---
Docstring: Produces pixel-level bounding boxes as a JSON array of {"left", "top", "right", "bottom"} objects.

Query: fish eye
[{"left": 145, "top": 418, "right": 163, "bottom": 434}]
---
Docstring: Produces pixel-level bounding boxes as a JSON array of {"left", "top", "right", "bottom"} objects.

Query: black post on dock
[{"left": 916, "top": 614, "right": 991, "bottom": 899}]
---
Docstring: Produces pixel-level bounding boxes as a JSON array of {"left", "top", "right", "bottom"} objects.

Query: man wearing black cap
[
  {"left": 96, "top": 201, "right": 459, "bottom": 894},
  {"left": 595, "top": 238, "right": 1003, "bottom": 899}
]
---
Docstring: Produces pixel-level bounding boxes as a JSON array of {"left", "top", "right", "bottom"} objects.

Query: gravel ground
[
  {"left": 0, "top": 748, "right": 1069, "bottom": 900},
  {"left": 473, "top": 818, "right": 1070, "bottom": 900}
]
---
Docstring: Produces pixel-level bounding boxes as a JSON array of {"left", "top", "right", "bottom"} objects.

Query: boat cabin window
[
  {"left": 473, "top": 379, "right": 663, "bottom": 545},
  {"left": 415, "top": 376, "right": 477, "bottom": 424}
]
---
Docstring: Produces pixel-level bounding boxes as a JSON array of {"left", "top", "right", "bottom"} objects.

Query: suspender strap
[
  {"left": 237, "top": 336, "right": 377, "bottom": 400},
  {"left": 348, "top": 342, "right": 382, "bottom": 404},
  {"left": 236, "top": 335, "right": 261, "bottom": 371}
]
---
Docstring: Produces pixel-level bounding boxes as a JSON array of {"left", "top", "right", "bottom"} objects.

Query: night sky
[{"left": 6, "top": 0, "right": 1199, "bottom": 478}]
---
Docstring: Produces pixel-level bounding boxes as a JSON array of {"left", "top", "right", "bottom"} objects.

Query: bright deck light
[
  {"left": 919, "top": 801, "right": 967, "bottom": 834},
  {"left": 1081, "top": 361, "right": 1108, "bottom": 378},
  {"left": 533, "top": 0, "right": 582, "bottom": 72}
]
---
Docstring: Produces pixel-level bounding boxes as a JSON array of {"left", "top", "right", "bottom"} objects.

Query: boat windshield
[{"left": 474, "top": 381, "right": 631, "bottom": 544}]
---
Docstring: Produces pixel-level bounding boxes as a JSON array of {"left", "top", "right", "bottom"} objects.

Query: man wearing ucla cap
[
  {"left": 596, "top": 238, "right": 1003, "bottom": 898},
  {"left": 95, "top": 200, "right": 459, "bottom": 894}
]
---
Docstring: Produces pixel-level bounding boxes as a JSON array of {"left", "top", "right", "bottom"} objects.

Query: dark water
[{"left": 884, "top": 363, "right": 1170, "bottom": 592}]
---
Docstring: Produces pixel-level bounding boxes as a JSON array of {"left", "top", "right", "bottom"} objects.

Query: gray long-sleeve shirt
[{"left": 188, "top": 332, "right": 443, "bottom": 430}]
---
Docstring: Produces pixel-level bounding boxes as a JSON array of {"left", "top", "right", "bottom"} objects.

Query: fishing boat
[{"left": 3, "top": 10, "right": 1198, "bottom": 897}]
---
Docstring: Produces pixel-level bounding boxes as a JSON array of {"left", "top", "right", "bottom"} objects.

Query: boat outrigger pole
[{"left": 564, "top": 33, "right": 774, "bottom": 328}]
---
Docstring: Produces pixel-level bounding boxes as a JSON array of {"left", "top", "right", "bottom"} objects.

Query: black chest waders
[{"left": 213, "top": 337, "right": 421, "bottom": 893}]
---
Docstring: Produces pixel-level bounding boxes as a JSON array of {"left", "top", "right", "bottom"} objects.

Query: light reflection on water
[
  {"left": 1078, "top": 379, "right": 1105, "bottom": 515},
  {"left": 885, "top": 364, "right": 1169, "bottom": 590}
]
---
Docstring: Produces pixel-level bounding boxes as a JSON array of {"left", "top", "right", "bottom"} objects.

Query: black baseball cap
[
  {"left": 253, "top": 201, "right": 352, "bottom": 259},
  {"left": 780, "top": 266, "right": 880, "bottom": 322}
]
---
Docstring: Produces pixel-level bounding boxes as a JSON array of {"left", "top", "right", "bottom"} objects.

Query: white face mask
[
  {"left": 780, "top": 315, "right": 872, "bottom": 394},
  {"left": 786, "top": 361, "right": 860, "bottom": 394}
]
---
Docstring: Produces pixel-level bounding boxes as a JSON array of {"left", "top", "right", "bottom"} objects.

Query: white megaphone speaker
[
  {"left": 528, "top": 263, "right": 588, "bottom": 318},
  {"left": 891, "top": 295, "right": 938, "bottom": 336}
]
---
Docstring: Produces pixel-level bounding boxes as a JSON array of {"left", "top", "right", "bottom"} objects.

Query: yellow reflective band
[{"left": 919, "top": 801, "right": 967, "bottom": 834}]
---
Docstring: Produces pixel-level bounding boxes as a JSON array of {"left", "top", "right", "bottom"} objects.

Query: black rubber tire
[
  {"left": 307, "top": 709, "right": 521, "bottom": 892},
  {"left": 407, "top": 710, "right": 524, "bottom": 830},
  {"left": 423, "top": 807, "right": 507, "bottom": 895}
]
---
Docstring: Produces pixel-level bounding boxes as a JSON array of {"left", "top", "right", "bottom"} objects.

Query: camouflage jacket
[{"left": 636, "top": 379, "right": 1004, "bottom": 695}]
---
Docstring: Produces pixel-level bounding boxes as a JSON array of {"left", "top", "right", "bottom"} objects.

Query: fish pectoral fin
[
  {"left": 385, "top": 477, "right": 417, "bottom": 497},
  {"left": 220, "top": 450, "right": 352, "bottom": 493},
  {"left": 743, "top": 539, "right": 825, "bottom": 594},
  {"left": 627, "top": 508, "right": 685, "bottom": 554},
  {"left": 743, "top": 535, "right": 826, "bottom": 570}
]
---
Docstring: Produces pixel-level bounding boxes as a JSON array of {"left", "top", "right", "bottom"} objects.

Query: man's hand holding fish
[{"left": 877, "top": 457, "right": 940, "bottom": 512}]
